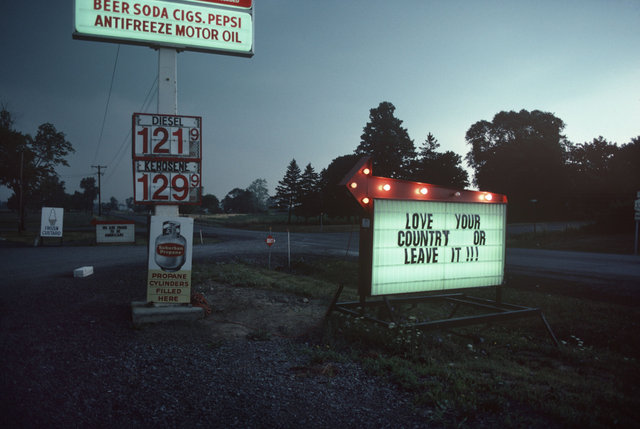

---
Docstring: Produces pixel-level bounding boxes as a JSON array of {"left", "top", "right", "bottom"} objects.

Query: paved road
[
  {"left": 0, "top": 227, "right": 357, "bottom": 283},
  {"left": 2, "top": 226, "right": 638, "bottom": 292}
]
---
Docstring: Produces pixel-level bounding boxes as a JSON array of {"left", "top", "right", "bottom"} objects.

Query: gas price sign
[
  {"left": 371, "top": 199, "right": 506, "bottom": 296},
  {"left": 132, "top": 113, "right": 202, "bottom": 204}
]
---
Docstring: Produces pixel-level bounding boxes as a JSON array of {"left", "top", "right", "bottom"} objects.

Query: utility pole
[{"left": 92, "top": 165, "right": 107, "bottom": 216}]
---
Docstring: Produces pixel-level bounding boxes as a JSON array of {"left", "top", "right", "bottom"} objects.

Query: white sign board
[
  {"left": 95, "top": 222, "right": 136, "bottom": 243},
  {"left": 147, "top": 216, "right": 194, "bottom": 303},
  {"left": 370, "top": 199, "right": 506, "bottom": 296},
  {"left": 40, "top": 207, "right": 64, "bottom": 238},
  {"left": 74, "top": 0, "right": 253, "bottom": 56}
]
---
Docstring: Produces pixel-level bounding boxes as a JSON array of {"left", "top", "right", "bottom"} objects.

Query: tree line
[
  {"left": 2, "top": 103, "right": 638, "bottom": 228},
  {"left": 269, "top": 102, "right": 639, "bottom": 227}
]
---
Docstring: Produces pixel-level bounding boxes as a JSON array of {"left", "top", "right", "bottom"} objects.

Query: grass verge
[{"left": 193, "top": 256, "right": 640, "bottom": 428}]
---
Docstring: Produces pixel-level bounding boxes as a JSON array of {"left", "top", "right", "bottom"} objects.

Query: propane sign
[
  {"left": 132, "top": 113, "right": 202, "bottom": 204},
  {"left": 371, "top": 199, "right": 506, "bottom": 296},
  {"left": 147, "top": 216, "right": 194, "bottom": 303},
  {"left": 73, "top": 0, "right": 254, "bottom": 56}
]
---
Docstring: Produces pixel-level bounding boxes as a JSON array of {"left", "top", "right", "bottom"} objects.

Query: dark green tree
[
  {"left": 411, "top": 133, "right": 469, "bottom": 189},
  {"left": 355, "top": 101, "right": 416, "bottom": 179},
  {"left": 1, "top": 108, "right": 31, "bottom": 229},
  {"left": 246, "top": 178, "right": 269, "bottom": 213},
  {"left": 31, "top": 123, "right": 75, "bottom": 180},
  {"left": 109, "top": 196, "right": 119, "bottom": 211},
  {"left": 80, "top": 177, "right": 98, "bottom": 214},
  {"left": 1, "top": 109, "right": 75, "bottom": 228},
  {"left": 319, "top": 154, "right": 362, "bottom": 220},
  {"left": 201, "top": 194, "right": 221, "bottom": 214},
  {"left": 222, "top": 188, "right": 255, "bottom": 213},
  {"left": 611, "top": 136, "right": 640, "bottom": 193},
  {"left": 296, "top": 163, "right": 321, "bottom": 221},
  {"left": 275, "top": 159, "right": 302, "bottom": 223},
  {"left": 465, "top": 109, "right": 569, "bottom": 220},
  {"left": 566, "top": 135, "right": 640, "bottom": 228},
  {"left": 29, "top": 174, "right": 67, "bottom": 209}
]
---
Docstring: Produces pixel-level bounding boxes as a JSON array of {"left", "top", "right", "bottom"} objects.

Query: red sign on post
[{"left": 266, "top": 235, "right": 275, "bottom": 247}]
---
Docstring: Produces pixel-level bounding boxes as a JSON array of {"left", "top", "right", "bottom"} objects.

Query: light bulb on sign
[
  {"left": 382, "top": 184, "right": 391, "bottom": 192},
  {"left": 362, "top": 168, "right": 371, "bottom": 175},
  {"left": 350, "top": 182, "right": 358, "bottom": 189}
]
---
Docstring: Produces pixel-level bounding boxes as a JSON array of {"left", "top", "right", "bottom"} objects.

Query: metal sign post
[
  {"left": 266, "top": 232, "right": 275, "bottom": 269},
  {"left": 156, "top": 48, "right": 179, "bottom": 218}
]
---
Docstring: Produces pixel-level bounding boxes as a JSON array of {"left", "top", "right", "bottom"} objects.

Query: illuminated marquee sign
[
  {"left": 341, "top": 157, "right": 507, "bottom": 297},
  {"left": 132, "top": 113, "right": 202, "bottom": 204},
  {"left": 73, "top": 0, "right": 254, "bottom": 56},
  {"left": 371, "top": 199, "right": 506, "bottom": 296}
]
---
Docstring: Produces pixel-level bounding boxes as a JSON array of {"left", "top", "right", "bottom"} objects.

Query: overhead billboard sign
[
  {"left": 132, "top": 113, "right": 202, "bottom": 204},
  {"left": 73, "top": 0, "right": 254, "bottom": 56},
  {"left": 341, "top": 157, "right": 507, "bottom": 297}
]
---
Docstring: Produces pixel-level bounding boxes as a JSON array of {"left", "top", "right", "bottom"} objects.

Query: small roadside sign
[
  {"left": 266, "top": 235, "right": 275, "bottom": 247},
  {"left": 40, "top": 207, "right": 64, "bottom": 238}
]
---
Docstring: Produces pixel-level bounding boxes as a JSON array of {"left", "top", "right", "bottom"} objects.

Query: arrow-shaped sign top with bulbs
[{"left": 339, "top": 157, "right": 507, "bottom": 210}]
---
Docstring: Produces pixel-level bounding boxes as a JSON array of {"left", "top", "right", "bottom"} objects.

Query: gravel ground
[{"left": 0, "top": 258, "right": 429, "bottom": 428}]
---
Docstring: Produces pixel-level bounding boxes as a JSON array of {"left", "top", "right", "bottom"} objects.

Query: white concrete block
[{"left": 73, "top": 266, "right": 94, "bottom": 278}]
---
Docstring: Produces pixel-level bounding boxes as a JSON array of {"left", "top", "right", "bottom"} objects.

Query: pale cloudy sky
[{"left": 1, "top": 0, "right": 638, "bottom": 203}]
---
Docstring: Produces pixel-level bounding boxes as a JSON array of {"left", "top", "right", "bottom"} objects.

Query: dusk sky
[{"left": 1, "top": 0, "right": 639, "bottom": 204}]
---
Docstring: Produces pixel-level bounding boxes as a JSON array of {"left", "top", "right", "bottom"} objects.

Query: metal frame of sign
[{"left": 132, "top": 112, "right": 202, "bottom": 205}]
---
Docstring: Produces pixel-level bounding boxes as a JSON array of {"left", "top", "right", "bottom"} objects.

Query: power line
[
  {"left": 102, "top": 74, "right": 158, "bottom": 185},
  {"left": 92, "top": 44, "right": 120, "bottom": 165}
]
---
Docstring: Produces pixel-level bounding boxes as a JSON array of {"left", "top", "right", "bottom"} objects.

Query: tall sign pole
[
  {"left": 156, "top": 48, "right": 179, "bottom": 218},
  {"left": 73, "top": 0, "right": 254, "bottom": 309}
]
